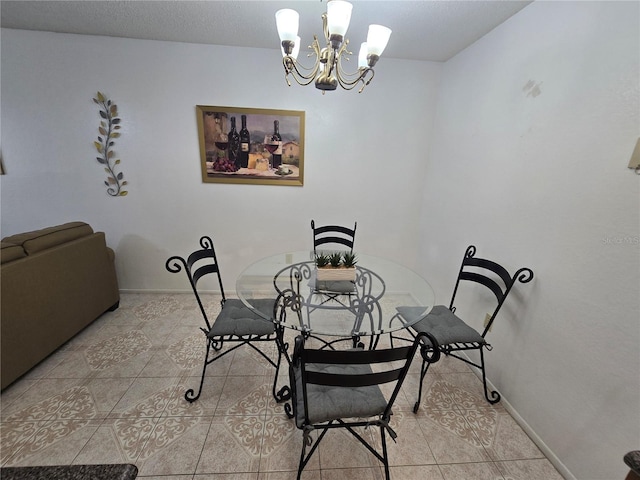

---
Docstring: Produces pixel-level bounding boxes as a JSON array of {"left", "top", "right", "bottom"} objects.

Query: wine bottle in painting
[
  {"left": 272, "top": 120, "right": 282, "bottom": 168},
  {"left": 239, "top": 114, "right": 250, "bottom": 168},
  {"left": 228, "top": 116, "right": 240, "bottom": 169}
]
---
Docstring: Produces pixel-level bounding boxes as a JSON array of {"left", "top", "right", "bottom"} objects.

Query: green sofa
[{"left": 1, "top": 222, "right": 120, "bottom": 390}]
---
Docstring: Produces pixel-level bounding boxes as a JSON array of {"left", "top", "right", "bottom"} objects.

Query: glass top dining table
[{"left": 236, "top": 251, "right": 435, "bottom": 339}]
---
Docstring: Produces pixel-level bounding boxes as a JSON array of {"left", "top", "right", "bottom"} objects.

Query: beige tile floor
[{"left": 1, "top": 293, "right": 564, "bottom": 479}]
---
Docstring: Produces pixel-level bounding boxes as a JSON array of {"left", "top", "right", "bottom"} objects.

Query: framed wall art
[{"left": 196, "top": 105, "right": 305, "bottom": 186}]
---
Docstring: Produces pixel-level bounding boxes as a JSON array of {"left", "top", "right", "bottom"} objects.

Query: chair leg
[
  {"left": 297, "top": 427, "right": 329, "bottom": 480},
  {"left": 296, "top": 437, "right": 306, "bottom": 480},
  {"left": 479, "top": 347, "right": 501, "bottom": 404},
  {"left": 271, "top": 340, "right": 284, "bottom": 399},
  {"left": 185, "top": 339, "right": 212, "bottom": 403},
  {"left": 273, "top": 327, "right": 295, "bottom": 417},
  {"left": 380, "top": 425, "right": 391, "bottom": 480},
  {"left": 272, "top": 337, "right": 294, "bottom": 419},
  {"left": 413, "top": 355, "right": 433, "bottom": 413}
]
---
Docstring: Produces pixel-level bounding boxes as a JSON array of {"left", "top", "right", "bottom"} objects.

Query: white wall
[
  {"left": 0, "top": 29, "right": 441, "bottom": 290},
  {"left": 421, "top": 2, "right": 640, "bottom": 479}
]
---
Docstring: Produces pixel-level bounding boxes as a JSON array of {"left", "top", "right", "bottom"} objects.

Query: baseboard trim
[
  {"left": 464, "top": 360, "right": 575, "bottom": 480},
  {"left": 495, "top": 384, "right": 575, "bottom": 479}
]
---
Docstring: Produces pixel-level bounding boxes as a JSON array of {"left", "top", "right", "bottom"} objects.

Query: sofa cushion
[
  {"left": 2, "top": 222, "right": 93, "bottom": 255},
  {"left": 0, "top": 242, "right": 26, "bottom": 264}
]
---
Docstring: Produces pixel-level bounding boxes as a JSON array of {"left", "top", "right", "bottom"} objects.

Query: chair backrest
[
  {"left": 311, "top": 219, "right": 357, "bottom": 254},
  {"left": 450, "top": 245, "right": 534, "bottom": 337},
  {"left": 292, "top": 331, "right": 436, "bottom": 426},
  {"left": 165, "top": 235, "right": 226, "bottom": 331}
]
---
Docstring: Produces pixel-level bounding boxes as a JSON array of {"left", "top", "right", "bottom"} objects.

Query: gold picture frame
[{"left": 196, "top": 105, "right": 305, "bottom": 186}]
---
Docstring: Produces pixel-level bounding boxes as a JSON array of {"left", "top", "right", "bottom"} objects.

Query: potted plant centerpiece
[{"left": 315, "top": 251, "right": 358, "bottom": 282}]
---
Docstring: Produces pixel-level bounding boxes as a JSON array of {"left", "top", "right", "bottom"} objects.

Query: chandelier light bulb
[
  {"left": 275, "top": 9, "right": 299, "bottom": 42},
  {"left": 358, "top": 42, "right": 368, "bottom": 69},
  {"left": 326, "top": 0, "right": 353, "bottom": 38},
  {"left": 366, "top": 25, "right": 392, "bottom": 56}
]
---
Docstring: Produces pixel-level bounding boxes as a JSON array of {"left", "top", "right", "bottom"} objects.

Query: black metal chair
[
  {"left": 289, "top": 331, "right": 439, "bottom": 480},
  {"left": 310, "top": 219, "right": 358, "bottom": 299},
  {"left": 392, "top": 245, "right": 534, "bottom": 411},
  {"left": 165, "top": 236, "right": 282, "bottom": 403},
  {"left": 311, "top": 219, "right": 357, "bottom": 254}
]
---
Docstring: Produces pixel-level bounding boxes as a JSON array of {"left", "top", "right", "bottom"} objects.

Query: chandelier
[{"left": 275, "top": 0, "right": 392, "bottom": 94}]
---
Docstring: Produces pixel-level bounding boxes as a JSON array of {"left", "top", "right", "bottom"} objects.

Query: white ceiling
[{"left": 0, "top": 0, "right": 532, "bottom": 62}]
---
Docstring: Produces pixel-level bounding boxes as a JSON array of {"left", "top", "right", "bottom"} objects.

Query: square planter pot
[{"left": 316, "top": 267, "right": 357, "bottom": 282}]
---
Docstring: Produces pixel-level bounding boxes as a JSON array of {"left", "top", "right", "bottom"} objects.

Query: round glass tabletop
[{"left": 236, "top": 251, "right": 435, "bottom": 337}]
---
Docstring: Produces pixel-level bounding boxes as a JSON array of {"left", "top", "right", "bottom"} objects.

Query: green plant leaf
[
  {"left": 120, "top": 191, "right": 128, "bottom": 196},
  {"left": 94, "top": 142, "right": 103, "bottom": 152},
  {"left": 115, "top": 159, "right": 120, "bottom": 165},
  {"left": 329, "top": 252, "right": 342, "bottom": 267},
  {"left": 111, "top": 132, "right": 120, "bottom": 138},
  {"left": 315, "top": 253, "right": 330, "bottom": 267}
]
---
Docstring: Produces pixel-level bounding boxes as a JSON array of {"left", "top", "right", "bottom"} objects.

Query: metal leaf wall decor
[{"left": 93, "top": 91, "right": 128, "bottom": 196}]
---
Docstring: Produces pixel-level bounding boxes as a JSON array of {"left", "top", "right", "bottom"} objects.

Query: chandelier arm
[
  {"left": 336, "top": 60, "right": 368, "bottom": 83},
  {"left": 284, "top": 59, "right": 320, "bottom": 86},
  {"left": 335, "top": 70, "right": 365, "bottom": 88},
  {"left": 337, "top": 40, "right": 351, "bottom": 58},
  {"left": 298, "top": 36, "right": 323, "bottom": 74},
  {"left": 335, "top": 40, "right": 377, "bottom": 83},
  {"left": 282, "top": 37, "right": 323, "bottom": 87},
  {"left": 335, "top": 66, "right": 374, "bottom": 92},
  {"left": 289, "top": 57, "right": 320, "bottom": 79},
  {"left": 322, "top": 13, "right": 330, "bottom": 44},
  {"left": 334, "top": 50, "right": 370, "bottom": 87},
  {"left": 357, "top": 68, "right": 375, "bottom": 93},
  {"left": 337, "top": 74, "right": 366, "bottom": 91}
]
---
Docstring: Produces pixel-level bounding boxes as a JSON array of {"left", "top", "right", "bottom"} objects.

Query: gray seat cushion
[
  {"left": 308, "top": 270, "right": 356, "bottom": 294},
  {"left": 209, "top": 298, "right": 275, "bottom": 337},
  {"left": 314, "top": 280, "right": 355, "bottom": 294},
  {"left": 293, "top": 362, "right": 387, "bottom": 428},
  {"left": 401, "top": 305, "right": 486, "bottom": 345}
]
